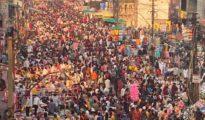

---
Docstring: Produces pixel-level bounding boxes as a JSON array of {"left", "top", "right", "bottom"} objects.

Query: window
[
  {"left": 129, "top": 5, "right": 132, "bottom": 9},
  {"left": 8, "top": 5, "right": 15, "bottom": 19},
  {"left": 181, "top": 0, "right": 187, "bottom": 11},
  {"left": 125, "top": 5, "right": 127, "bottom": 12}
]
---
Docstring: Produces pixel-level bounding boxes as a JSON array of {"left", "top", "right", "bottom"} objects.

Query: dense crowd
[{"left": 0, "top": 0, "right": 204, "bottom": 120}]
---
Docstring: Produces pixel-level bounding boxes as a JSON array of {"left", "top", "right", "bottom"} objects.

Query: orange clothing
[
  {"left": 132, "top": 110, "right": 141, "bottom": 120},
  {"left": 91, "top": 71, "right": 98, "bottom": 80},
  {"left": 86, "top": 67, "right": 91, "bottom": 75},
  {"left": 118, "top": 45, "right": 125, "bottom": 53},
  {"left": 136, "top": 39, "right": 141, "bottom": 46}
]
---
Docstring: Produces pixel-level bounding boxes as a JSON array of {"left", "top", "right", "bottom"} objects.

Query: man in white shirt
[
  {"left": 104, "top": 79, "right": 111, "bottom": 95},
  {"left": 33, "top": 95, "right": 41, "bottom": 116},
  {"left": 52, "top": 94, "right": 60, "bottom": 108},
  {"left": 25, "top": 96, "right": 33, "bottom": 117},
  {"left": 173, "top": 67, "right": 179, "bottom": 76},
  {"left": 23, "top": 59, "right": 30, "bottom": 68},
  {"left": 202, "top": 72, "right": 205, "bottom": 83},
  {"left": 27, "top": 45, "right": 33, "bottom": 53},
  {"left": 121, "top": 87, "right": 126, "bottom": 97},
  {"left": 159, "top": 61, "right": 165, "bottom": 75},
  {"left": 183, "top": 69, "right": 188, "bottom": 79},
  {"left": 105, "top": 79, "right": 110, "bottom": 90}
]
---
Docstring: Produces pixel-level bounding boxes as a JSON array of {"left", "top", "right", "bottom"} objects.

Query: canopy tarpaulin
[
  {"left": 103, "top": 18, "right": 115, "bottom": 23},
  {"left": 93, "top": 10, "right": 113, "bottom": 18},
  {"left": 112, "top": 25, "right": 122, "bottom": 30},
  {"left": 83, "top": 9, "right": 95, "bottom": 14},
  {"left": 103, "top": 18, "right": 126, "bottom": 23}
]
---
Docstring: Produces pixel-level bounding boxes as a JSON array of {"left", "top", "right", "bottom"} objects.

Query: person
[
  {"left": 12, "top": 0, "right": 197, "bottom": 119},
  {"left": 132, "top": 107, "right": 141, "bottom": 120},
  {"left": 141, "top": 107, "right": 148, "bottom": 120},
  {"left": 33, "top": 95, "right": 41, "bottom": 116},
  {"left": 104, "top": 78, "right": 111, "bottom": 92},
  {"left": 171, "top": 83, "right": 178, "bottom": 99},
  {"left": 202, "top": 72, "right": 205, "bottom": 83},
  {"left": 168, "top": 110, "right": 177, "bottom": 120},
  {"left": 80, "top": 111, "right": 89, "bottom": 120},
  {"left": 195, "top": 108, "right": 203, "bottom": 120},
  {"left": 25, "top": 96, "right": 33, "bottom": 117},
  {"left": 53, "top": 114, "right": 61, "bottom": 120},
  {"left": 96, "top": 112, "right": 104, "bottom": 120},
  {"left": 48, "top": 99, "right": 56, "bottom": 115},
  {"left": 123, "top": 99, "right": 129, "bottom": 114}
]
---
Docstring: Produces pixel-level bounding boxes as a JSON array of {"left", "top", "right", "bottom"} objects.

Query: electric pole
[
  {"left": 7, "top": 36, "right": 14, "bottom": 119},
  {"left": 134, "top": 0, "right": 138, "bottom": 27},
  {"left": 116, "top": 0, "right": 119, "bottom": 25},
  {"left": 188, "top": 12, "right": 200, "bottom": 104},
  {"left": 192, "top": 13, "right": 198, "bottom": 75},
  {"left": 6, "top": 0, "right": 15, "bottom": 119},
  {"left": 113, "top": 0, "right": 119, "bottom": 24},
  {"left": 151, "top": 0, "right": 155, "bottom": 41}
]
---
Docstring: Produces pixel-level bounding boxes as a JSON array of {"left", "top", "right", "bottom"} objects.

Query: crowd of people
[{"left": 0, "top": 0, "right": 204, "bottom": 120}]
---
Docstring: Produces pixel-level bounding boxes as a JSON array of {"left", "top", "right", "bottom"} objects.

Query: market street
[{"left": 0, "top": 0, "right": 205, "bottom": 120}]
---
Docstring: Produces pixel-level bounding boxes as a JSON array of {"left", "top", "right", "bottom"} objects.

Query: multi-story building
[
  {"left": 0, "top": 0, "right": 9, "bottom": 57},
  {"left": 197, "top": 0, "right": 205, "bottom": 20},
  {"left": 138, "top": 0, "right": 169, "bottom": 27},
  {"left": 0, "top": 0, "right": 22, "bottom": 76},
  {"left": 108, "top": 0, "right": 137, "bottom": 27},
  {"left": 108, "top": 0, "right": 170, "bottom": 27},
  {"left": 118, "top": 0, "right": 137, "bottom": 27},
  {"left": 0, "top": 0, "right": 9, "bottom": 32},
  {"left": 0, "top": 0, "right": 22, "bottom": 31},
  {"left": 188, "top": 0, "right": 205, "bottom": 21},
  {"left": 174, "top": 0, "right": 205, "bottom": 21}
]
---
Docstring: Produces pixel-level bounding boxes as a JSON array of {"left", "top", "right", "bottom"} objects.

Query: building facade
[
  {"left": 176, "top": 0, "right": 205, "bottom": 20},
  {"left": 138, "top": 0, "right": 169, "bottom": 27},
  {"left": 0, "top": 0, "right": 9, "bottom": 57},
  {"left": 0, "top": 0, "right": 22, "bottom": 78},
  {"left": 108, "top": 0, "right": 137, "bottom": 27},
  {"left": 196, "top": 0, "right": 205, "bottom": 20},
  {"left": 119, "top": 0, "right": 138, "bottom": 27},
  {"left": 0, "top": 0, "right": 22, "bottom": 31},
  {"left": 0, "top": 0, "right": 9, "bottom": 31},
  {"left": 108, "top": 0, "right": 170, "bottom": 27}
]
